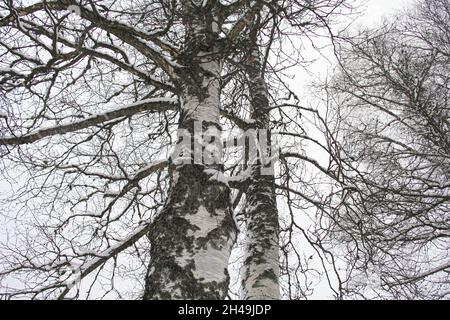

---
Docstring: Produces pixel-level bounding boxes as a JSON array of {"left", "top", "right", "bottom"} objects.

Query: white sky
[
  {"left": 292, "top": 0, "right": 417, "bottom": 92},
  {"left": 361, "top": 0, "right": 415, "bottom": 26}
]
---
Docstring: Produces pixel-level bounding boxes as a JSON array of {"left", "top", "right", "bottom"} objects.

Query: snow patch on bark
[
  {"left": 182, "top": 94, "right": 220, "bottom": 123},
  {"left": 181, "top": 53, "right": 221, "bottom": 123},
  {"left": 185, "top": 205, "right": 224, "bottom": 238},
  {"left": 244, "top": 241, "right": 280, "bottom": 300},
  {"left": 174, "top": 207, "right": 233, "bottom": 283},
  {"left": 192, "top": 244, "right": 230, "bottom": 283},
  {"left": 182, "top": 74, "right": 220, "bottom": 123}
]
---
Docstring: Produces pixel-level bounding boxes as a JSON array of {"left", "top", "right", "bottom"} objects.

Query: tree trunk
[
  {"left": 143, "top": 3, "right": 236, "bottom": 299},
  {"left": 242, "top": 45, "right": 280, "bottom": 300}
]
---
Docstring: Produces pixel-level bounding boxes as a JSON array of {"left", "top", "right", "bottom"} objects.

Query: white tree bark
[
  {"left": 242, "top": 43, "right": 280, "bottom": 300},
  {"left": 143, "top": 2, "right": 236, "bottom": 299}
]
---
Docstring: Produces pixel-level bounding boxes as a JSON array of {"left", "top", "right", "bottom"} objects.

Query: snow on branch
[
  {"left": 396, "top": 262, "right": 450, "bottom": 286},
  {"left": 0, "top": 1, "right": 67, "bottom": 27},
  {"left": 57, "top": 218, "right": 154, "bottom": 299},
  {"left": 104, "top": 160, "right": 169, "bottom": 198},
  {"left": 0, "top": 98, "right": 178, "bottom": 146},
  {"left": 0, "top": 1, "right": 180, "bottom": 78}
]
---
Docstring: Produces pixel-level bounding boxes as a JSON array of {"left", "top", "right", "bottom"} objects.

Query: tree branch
[{"left": 0, "top": 98, "right": 178, "bottom": 145}]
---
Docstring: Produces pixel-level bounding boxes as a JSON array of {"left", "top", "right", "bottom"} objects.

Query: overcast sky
[{"left": 292, "top": 0, "right": 417, "bottom": 92}]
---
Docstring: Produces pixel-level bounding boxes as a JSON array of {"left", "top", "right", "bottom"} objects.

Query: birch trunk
[
  {"left": 242, "top": 46, "right": 280, "bottom": 300},
  {"left": 143, "top": 3, "right": 236, "bottom": 299}
]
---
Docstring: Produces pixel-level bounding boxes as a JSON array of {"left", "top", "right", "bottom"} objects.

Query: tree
[
  {"left": 322, "top": 0, "right": 449, "bottom": 299},
  {"left": 2, "top": 0, "right": 446, "bottom": 301},
  {"left": 0, "top": 0, "right": 349, "bottom": 299}
]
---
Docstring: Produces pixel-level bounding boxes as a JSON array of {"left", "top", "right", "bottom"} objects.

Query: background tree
[{"left": 320, "top": 0, "right": 449, "bottom": 299}]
